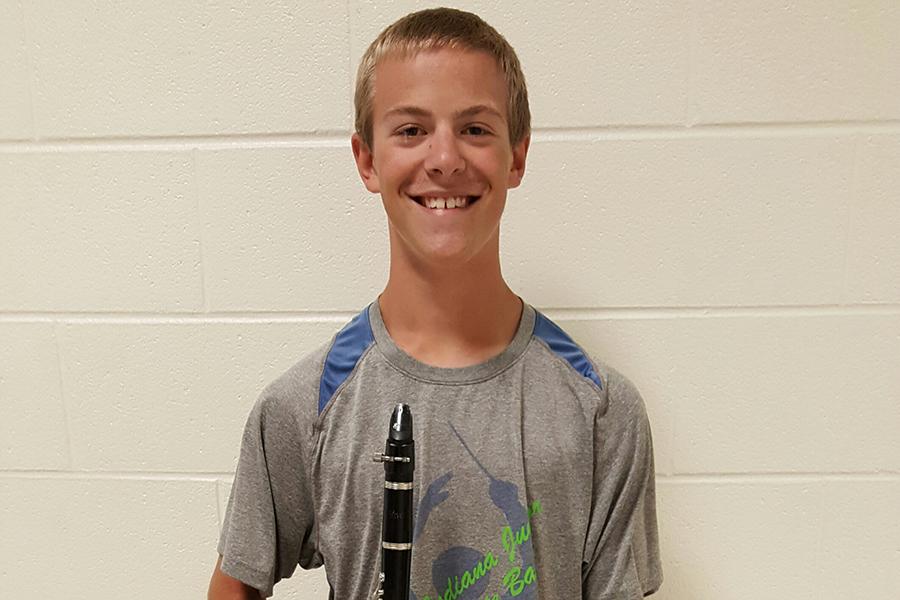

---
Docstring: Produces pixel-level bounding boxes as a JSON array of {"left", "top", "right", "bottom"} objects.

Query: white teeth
[{"left": 423, "top": 196, "right": 469, "bottom": 209}]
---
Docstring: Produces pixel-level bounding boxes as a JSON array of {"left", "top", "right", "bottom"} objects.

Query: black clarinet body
[{"left": 373, "top": 404, "right": 415, "bottom": 600}]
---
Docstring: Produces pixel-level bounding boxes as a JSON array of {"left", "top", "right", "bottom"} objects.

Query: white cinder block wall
[{"left": 1, "top": 1, "right": 897, "bottom": 598}]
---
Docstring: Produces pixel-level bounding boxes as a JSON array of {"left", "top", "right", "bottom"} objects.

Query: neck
[{"left": 378, "top": 238, "right": 523, "bottom": 368}]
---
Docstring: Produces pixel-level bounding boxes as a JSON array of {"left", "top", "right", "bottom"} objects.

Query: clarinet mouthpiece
[{"left": 389, "top": 403, "right": 413, "bottom": 443}]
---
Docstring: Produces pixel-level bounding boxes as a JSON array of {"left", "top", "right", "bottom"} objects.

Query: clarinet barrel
[{"left": 373, "top": 404, "right": 415, "bottom": 600}]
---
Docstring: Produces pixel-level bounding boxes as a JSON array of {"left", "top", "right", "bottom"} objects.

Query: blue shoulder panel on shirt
[
  {"left": 533, "top": 310, "right": 603, "bottom": 390},
  {"left": 318, "top": 304, "right": 375, "bottom": 414}
]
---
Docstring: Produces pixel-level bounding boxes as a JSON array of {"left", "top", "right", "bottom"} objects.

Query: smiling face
[{"left": 352, "top": 47, "right": 529, "bottom": 269}]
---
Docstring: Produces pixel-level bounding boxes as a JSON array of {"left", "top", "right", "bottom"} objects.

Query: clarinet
[{"left": 372, "top": 404, "right": 415, "bottom": 600}]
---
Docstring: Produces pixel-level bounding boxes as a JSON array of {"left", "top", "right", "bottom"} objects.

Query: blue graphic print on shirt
[{"left": 410, "top": 422, "right": 539, "bottom": 600}]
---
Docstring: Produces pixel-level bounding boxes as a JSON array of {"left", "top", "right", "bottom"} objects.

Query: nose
[{"left": 424, "top": 127, "right": 465, "bottom": 177}]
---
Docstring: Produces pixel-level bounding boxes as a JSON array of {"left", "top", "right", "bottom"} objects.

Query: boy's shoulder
[
  {"left": 251, "top": 304, "right": 377, "bottom": 422},
  {"left": 250, "top": 327, "right": 348, "bottom": 427},
  {"left": 529, "top": 308, "right": 648, "bottom": 419},
  {"left": 252, "top": 304, "right": 649, "bottom": 431}
]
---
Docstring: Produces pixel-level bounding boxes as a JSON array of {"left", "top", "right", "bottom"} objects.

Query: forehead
[{"left": 372, "top": 47, "right": 508, "bottom": 121}]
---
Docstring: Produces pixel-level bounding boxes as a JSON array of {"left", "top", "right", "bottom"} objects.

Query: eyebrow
[{"left": 383, "top": 104, "right": 504, "bottom": 121}]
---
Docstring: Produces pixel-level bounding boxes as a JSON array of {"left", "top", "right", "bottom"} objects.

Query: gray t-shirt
[{"left": 218, "top": 299, "right": 662, "bottom": 599}]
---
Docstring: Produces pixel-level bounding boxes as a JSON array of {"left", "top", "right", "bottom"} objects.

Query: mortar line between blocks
[
  {"left": 658, "top": 472, "right": 900, "bottom": 484},
  {"left": 3, "top": 470, "right": 896, "bottom": 482},
  {"left": 2, "top": 122, "right": 900, "bottom": 153},
  {"left": 1, "top": 304, "right": 899, "bottom": 325},
  {"left": 192, "top": 147, "right": 209, "bottom": 313},
  {"left": 0, "top": 470, "right": 234, "bottom": 481},
  {"left": 214, "top": 479, "right": 223, "bottom": 530},
  {"left": 684, "top": 0, "right": 697, "bottom": 128},
  {"left": 345, "top": 0, "right": 354, "bottom": 134},
  {"left": 52, "top": 322, "right": 74, "bottom": 470},
  {"left": 19, "top": 0, "right": 38, "bottom": 142},
  {"left": 841, "top": 135, "right": 862, "bottom": 305}
]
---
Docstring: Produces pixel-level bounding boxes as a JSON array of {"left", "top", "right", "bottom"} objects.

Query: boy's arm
[
  {"left": 217, "top": 384, "right": 320, "bottom": 596},
  {"left": 582, "top": 369, "right": 663, "bottom": 598},
  {"left": 208, "top": 555, "right": 263, "bottom": 600}
]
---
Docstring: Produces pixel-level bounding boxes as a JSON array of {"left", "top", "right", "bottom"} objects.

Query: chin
[{"left": 407, "top": 240, "right": 467, "bottom": 261}]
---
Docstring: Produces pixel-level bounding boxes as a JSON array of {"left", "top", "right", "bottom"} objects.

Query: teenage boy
[{"left": 209, "top": 8, "right": 661, "bottom": 600}]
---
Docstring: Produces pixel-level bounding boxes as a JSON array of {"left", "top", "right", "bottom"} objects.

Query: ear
[
  {"left": 351, "top": 133, "right": 381, "bottom": 194},
  {"left": 507, "top": 134, "right": 530, "bottom": 189}
]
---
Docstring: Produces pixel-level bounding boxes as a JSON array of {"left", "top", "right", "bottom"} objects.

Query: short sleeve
[
  {"left": 582, "top": 369, "right": 663, "bottom": 599},
  {"left": 217, "top": 390, "right": 321, "bottom": 597}
]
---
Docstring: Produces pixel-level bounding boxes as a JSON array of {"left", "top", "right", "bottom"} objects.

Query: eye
[
  {"left": 398, "top": 126, "right": 424, "bottom": 137},
  {"left": 463, "top": 125, "right": 489, "bottom": 136}
]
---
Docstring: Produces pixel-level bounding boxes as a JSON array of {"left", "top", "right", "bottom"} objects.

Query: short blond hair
[{"left": 354, "top": 7, "right": 531, "bottom": 150}]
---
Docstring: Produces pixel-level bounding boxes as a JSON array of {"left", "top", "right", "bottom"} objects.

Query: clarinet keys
[{"left": 373, "top": 453, "right": 411, "bottom": 463}]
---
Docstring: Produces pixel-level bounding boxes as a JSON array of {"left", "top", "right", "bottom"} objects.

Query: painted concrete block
[
  {"left": 0, "top": 477, "right": 220, "bottom": 598},
  {"left": 198, "top": 146, "right": 389, "bottom": 311},
  {"left": 505, "top": 136, "right": 852, "bottom": 307},
  {"left": 656, "top": 479, "right": 824, "bottom": 600},
  {"left": 0, "top": 322, "right": 69, "bottom": 469},
  {"left": 58, "top": 319, "right": 342, "bottom": 471},
  {"left": 26, "top": 1, "right": 351, "bottom": 137},
  {"left": 0, "top": 151, "right": 202, "bottom": 312},
  {"left": 693, "top": 1, "right": 900, "bottom": 123},
  {"left": 0, "top": 1, "right": 32, "bottom": 140},
  {"left": 847, "top": 135, "right": 900, "bottom": 303}
]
